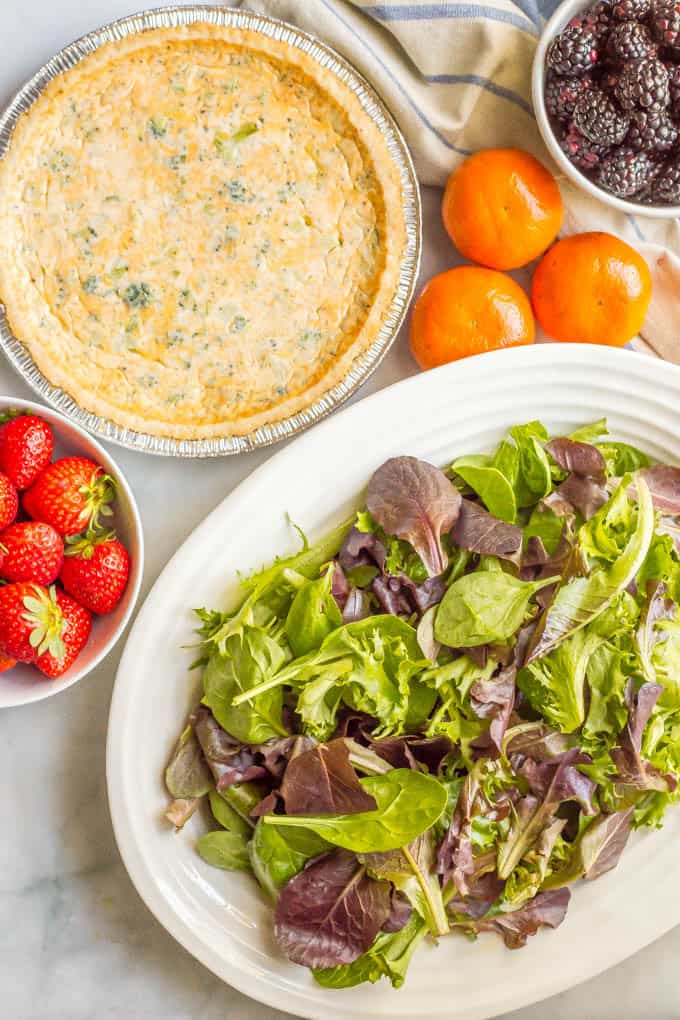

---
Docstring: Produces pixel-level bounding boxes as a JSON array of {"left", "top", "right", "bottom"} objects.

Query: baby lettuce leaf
[
  {"left": 366, "top": 456, "right": 461, "bottom": 577},
  {"left": 280, "top": 739, "right": 377, "bottom": 815},
  {"left": 434, "top": 568, "right": 557, "bottom": 648},
  {"left": 611, "top": 682, "right": 673, "bottom": 792},
  {"left": 497, "top": 749, "right": 594, "bottom": 879},
  {"left": 450, "top": 888, "right": 570, "bottom": 949},
  {"left": 527, "top": 476, "right": 654, "bottom": 663},
  {"left": 360, "top": 828, "right": 448, "bottom": 936},
  {"left": 450, "top": 454, "right": 517, "bottom": 523},
  {"left": 233, "top": 615, "right": 433, "bottom": 741},
  {"left": 568, "top": 418, "right": 608, "bottom": 444},
  {"left": 262, "top": 769, "right": 448, "bottom": 853},
  {"left": 284, "top": 566, "right": 342, "bottom": 657},
  {"left": 165, "top": 724, "right": 212, "bottom": 799},
  {"left": 196, "top": 830, "right": 252, "bottom": 872},
  {"left": 582, "top": 642, "right": 631, "bottom": 750},
  {"left": 450, "top": 498, "right": 523, "bottom": 564},
  {"left": 249, "top": 819, "right": 330, "bottom": 900},
  {"left": 209, "top": 789, "right": 253, "bottom": 837},
  {"left": 518, "top": 628, "right": 602, "bottom": 733},
  {"left": 274, "top": 849, "right": 392, "bottom": 968},
  {"left": 541, "top": 808, "right": 633, "bottom": 890},
  {"left": 523, "top": 504, "right": 565, "bottom": 559},
  {"left": 598, "top": 441, "right": 650, "bottom": 476},
  {"left": 502, "top": 816, "right": 566, "bottom": 908},
  {"left": 202, "top": 628, "right": 288, "bottom": 744},
  {"left": 313, "top": 911, "right": 427, "bottom": 989},
  {"left": 510, "top": 421, "right": 552, "bottom": 508}
]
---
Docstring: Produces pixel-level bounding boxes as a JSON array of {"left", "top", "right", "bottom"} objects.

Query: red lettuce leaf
[
  {"left": 436, "top": 770, "right": 480, "bottom": 893},
  {"left": 451, "top": 498, "right": 522, "bottom": 564},
  {"left": 516, "top": 753, "right": 597, "bottom": 815},
  {"left": 554, "top": 475, "right": 608, "bottom": 520},
  {"left": 370, "top": 733, "right": 453, "bottom": 773},
  {"left": 611, "top": 681, "right": 676, "bottom": 792},
  {"left": 451, "top": 889, "right": 571, "bottom": 949},
  {"left": 274, "top": 849, "right": 393, "bottom": 968},
  {"left": 470, "top": 664, "right": 516, "bottom": 758},
  {"left": 371, "top": 573, "right": 446, "bottom": 618},
  {"left": 367, "top": 456, "right": 461, "bottom": 577},
  {"left": 338, "top": 527, "right": 387, "bottom": 572},
  {"left": 545, "top": 438, "right": 606, "bottom": 478},
  {"left": 280, "top": 738, "right": 378, "bottom": 816},
  {"left": 638, "top": 465, "right": 680, "bottom": 514}
]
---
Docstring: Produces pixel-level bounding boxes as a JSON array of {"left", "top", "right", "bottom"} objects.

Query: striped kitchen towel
[{"left": 234, "top": 0, "right": 680, "bottom": 361}]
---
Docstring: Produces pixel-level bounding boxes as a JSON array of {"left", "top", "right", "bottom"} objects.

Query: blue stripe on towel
[
  {"left": 424, "top": 73, "right": 533, "bottom": 115},
  {"left": 361, "top": 3, "right": 539, "bottom": 35},
  {"left": 627, "top": 215, "right": 646, "bottom": 241},
  {"left": 319, "top": 0, "right": 474, "bottom": 154}
]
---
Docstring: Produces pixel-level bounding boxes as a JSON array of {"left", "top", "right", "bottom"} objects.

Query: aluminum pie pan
[{"left": 0, "top": 4, "right": 421, "bottom": 458}]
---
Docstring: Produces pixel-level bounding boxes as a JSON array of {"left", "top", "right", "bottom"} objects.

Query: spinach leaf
[
  {"left": 202, "top": 629, "right": 288, "bottom": 743},
  {"left": 360, "top": 828, "right": 448, "bottom": 936},
  {"left": 284, "top": 566, "right": 342, "bottom": 656},
  {"left": 524, "top": 504, "right": 565, "bottom": 558},
  {"left": 434, "top": 569, "right": 557, "bottom": 648},
  {"left": 518, "top": 628, "right": 602, "bottom": 733},
  {"left": 527, "top": 476, "right": 654, "bottom": 663},
  {"left": 249, "top": 819, "right": 329, "bottom": 900},
  {"left": 196, "top": 830, "right": 252, "bottom": 871},
  {"left": 450, "top": 454, "right": 517, "bottom": 523},
  {"left": 165, "top": 724, "right": 212, "bottom": 798},
  {"left": 209, "top": 789, "right": 253, "bottom": 837},
  {"left": 312, "top": 912, "right": 427, "bottom": 989},
  {"left": 510, "top": 421, "right": 552, "bottom": 508},
  {"left": 262, "top": 769, "right": 448, "bottom": 853}
]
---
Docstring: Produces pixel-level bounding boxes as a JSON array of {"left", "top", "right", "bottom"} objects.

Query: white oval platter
[{"left": 107, "top": 344, "right": 680, "bottom": 1020}]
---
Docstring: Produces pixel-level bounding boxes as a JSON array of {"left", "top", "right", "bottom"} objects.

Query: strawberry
[
  {"left": 23, "top": 456, "right": 115, "bottom": 536},
  {"left": 0, "top": 521, "right": 64, "bottom": 585},
  {"left": 0, "top": 413, "right": 54, "bottom": 490},
  {"left": 0, "top": 472, "right": 18, "bottom": 530},
  {"left": 60, "top": 531, "right": 130, "bottom": 614},
  {"left": 35, "top": 589, "right": 92, "bottom": 678},
  {"left": 0, "top": 583, "right": 64, "bottom": 662},
  {"left": 0, "top": 653, "right": 16, "bottom": 673}
]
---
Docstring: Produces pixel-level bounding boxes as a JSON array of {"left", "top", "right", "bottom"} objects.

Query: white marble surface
[{"left": 0, "top": 3, "right": 679, "bottom": 1018}]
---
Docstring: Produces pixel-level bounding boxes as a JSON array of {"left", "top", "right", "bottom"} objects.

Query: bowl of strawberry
[
  {"left": 0, "top": 398, "right": 143, "bottom": 707},
  {"left": 533, "top": 0, "right": 680, "bottom": 217}
]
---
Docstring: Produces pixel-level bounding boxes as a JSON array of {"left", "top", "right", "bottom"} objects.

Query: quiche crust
[{"left": 0, "top": 24, "right": 406, "bottom": 440}]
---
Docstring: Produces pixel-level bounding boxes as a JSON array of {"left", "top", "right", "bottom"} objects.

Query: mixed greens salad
[{"left": 165, "top": 418, "right": 680, "bottom": 989}]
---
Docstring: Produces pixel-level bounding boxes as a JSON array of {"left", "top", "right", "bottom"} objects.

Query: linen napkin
[{"left": 231, "top": 0, "right": 680, "bottom": 360}]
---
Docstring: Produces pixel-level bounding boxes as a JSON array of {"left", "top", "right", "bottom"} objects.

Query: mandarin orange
[
  {"left": 409, "top": 266, "right": 535, "bottom": 370},
  {"left": 531, "top": 232, "right": 652, "bottom": 346},
  {"left": 442, "top": 148, "right": 563, "bottom": 271}
]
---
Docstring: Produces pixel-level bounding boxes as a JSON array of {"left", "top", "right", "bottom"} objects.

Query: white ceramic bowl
[
  {"left": 532, "top": 0, "right": 680, "bottom": 219},
  {"left": 0, "top": 396, "right": 144, "bottom": 708}
]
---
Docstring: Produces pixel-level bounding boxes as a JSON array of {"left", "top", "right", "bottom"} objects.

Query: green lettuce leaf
[
  {"left": 518, "top": 628, "right": 603, "bottom": 733},
  {"left": 313, "top": 912, "right": 427, "bottom": 989}
]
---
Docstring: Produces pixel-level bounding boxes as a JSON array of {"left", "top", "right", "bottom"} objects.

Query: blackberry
[
  {"left": 616, "top": 56, "right": 670, "bottom": 109},
  {"left": 559, "top": 120, "right": 611, "bottom": 169},
  {"left": 569, "top": 1, "right": 612, "bottom": 37},
  {"left": 597, "top": 145, "right": 659, "bottom": 194},
  {"left": 627, "top": 107, "right": 678, "bottom": 149},
  {"left": 650, "top": 0, "right": 680, "bottom": 51},
  {"left": 607, "top": 21, "right": 657, "bottom": 60},
  {"left": 651, "top": 160, "right": 680, "bottom": 202},
  {"left": 547, "top": 25, "right": 600, "bottom": 75},
  {"left": 612, "top": 0, "right": 651, "bottom": 18},
  {"left": 599, "top": 68, "right": 621, "bottom": 93},
  {"left": 574, "top": 87, "right": 631, "bottom": 143},
  {"left": 545, "top": 72, "right": 593, "bottom": 121}
]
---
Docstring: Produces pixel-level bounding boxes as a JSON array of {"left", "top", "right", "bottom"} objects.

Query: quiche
[{"left": 0, "top": 23, "right": 407, "bottom": 440}]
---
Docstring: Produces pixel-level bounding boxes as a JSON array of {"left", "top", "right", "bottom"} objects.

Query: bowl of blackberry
[{"left": 533, "top": 0, "right": 680, "bottom": 216}]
